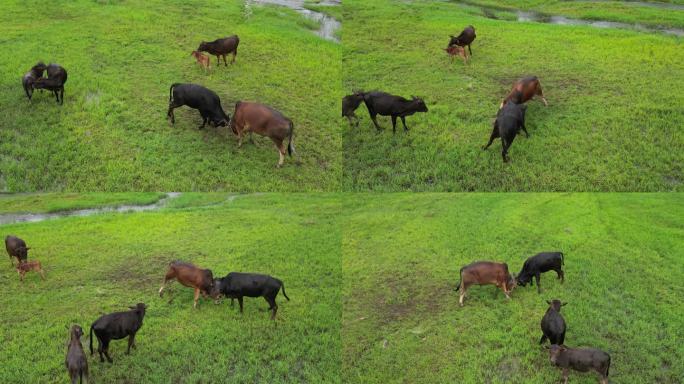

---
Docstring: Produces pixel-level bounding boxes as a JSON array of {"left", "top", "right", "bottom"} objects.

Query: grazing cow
[
  {"left": 444, "top": 45, "right": 469, "bottom": 64},
  {"left": 167, "top": 83, "right": 230, "bottom": 129},
  {"left": 21, "top": 62, "right": 47, "bottom": 101},
  {"left": 198, "top": 35, "right": 240, "bottom": 66},
  {"left": 89, "top": 303, "right": 147, "bottom": 363},
  {"left": 482, "top": 102, "right": 527, "bottom": 162},
  {"left": 158, "top": 260, "right": 214, "bottom": 308},
  {"left": 211, "top": 272, "right": 290, "bottom": 320},
  {"left": 517, "top": 252, "right": 565, "bottom": 293},
  {"left": 548, "top": 344, "right": 611, "bottom": 384},
  {"left": 230, "top": 101, "right": 296, "bottom": 167},
  {"left": 540, "top": 299, "right": 567, "bottom": 346},
  {"left": 33, "top": 63, "right": 68, "bottom": 104},
  {"left": 362, "top": 91, "right": 428, "bottom": 133},
  {"left": 342, "top": 91, "right": 365, "bottom": 127},
  {"left": 190, "top": 50, "right": 211, "bottom": 71},
  {"left": 455, "top": 261, "right": 516, "bottom": 307},
  {"left": 16, "top": 260, "right": 45, "bottom": 281},
  {"left": 65, "top": 325, "right": 88, "bottom": 384},
  {"left": 448, "top": 25, "right": 476, "bottom": 55},
  {"left": 500, "top": 76, "right": 548, "bottom": 108},
  {"left": 5, "top": 235, "right": 30, "bottom": 266}
]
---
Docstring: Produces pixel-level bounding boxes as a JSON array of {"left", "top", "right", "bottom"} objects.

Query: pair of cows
[
  {"left": 22, "top": 62, "right": 68, "bottom": 104},
  {"left": 5, "top": 235, "right": 46, "bottom": 281},
  {"left": 444, "top": 25, "right": 477, "bottom": 64},
  {"left": 456, "top": 252, "right": 610, "bottom": 383},
  {"left": 158, "top": 260, "right": 289, "bottom": 320},
  {"left": 167, "top": 84, "right": 295, "bottom": 167}
]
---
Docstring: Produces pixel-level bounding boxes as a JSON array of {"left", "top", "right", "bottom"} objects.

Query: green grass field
[
  {"left": 0, "top": 0, "right": 341, "bottom": 192},
  {"left": 342, "top": 193, "right": 684, "bottom": 383},
  {"left": 342, "top": 0, "right": 683, "bottom": 191},
  {"left": 0, "top": 193, "right": 341, "bottom": 383}
]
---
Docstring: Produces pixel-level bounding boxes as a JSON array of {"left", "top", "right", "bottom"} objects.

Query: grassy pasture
[
  {"left": 0, "top": 193, "right": 341, "bottom": 383},
  {"left": 342, "top": 193, "right": 684, "bottom": 383},
  {"left": 0, "top": 0, "right": 341, "bottom": 192},
  {"left": 342, "top": 0, "right": 683, "bottom": 191}
]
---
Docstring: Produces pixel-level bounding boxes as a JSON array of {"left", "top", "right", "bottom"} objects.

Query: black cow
[
  {"left": 5, "top": 235, "right": 30, "bottom": 266},
  {"left": 65, "top": 325, "right": 88, "bottom": 384},
  {"left": 448, "top": 25, "right": 476, "bottom": 55},
  {"left": 211, "top": 272, "right": 289, "bottom": 320},
  {"left": 362, "top": 91, "right": 428, "bottom": 133},
  {"left": 540, "top": 299, "right": 567, "bottom": 346},
  {"left": 198, "top": 35, "right": 240, "bottom": 66},
  {"left": 342, "top": 91, "right": 365, "bottom": 127},
  {"left": 167, "top": 83, "right": 230, "bottom": 129},
  {"left": 517, "top": 252, "right": 565, "bottom": 293},
  {"left": 22, "top": 62, "right": 47, "bottom": 101},
  {"left": 90, "top": 303, "right": 147, "bottom": 363},
  {"left": 33, "top": 63, "right": 68, "bottom": 104},
  {"left": 482, "top": 102, "right": 527, "bottom": 162},
  {"left": 548, "top": 344, "right": 611, "bottom": 384}
]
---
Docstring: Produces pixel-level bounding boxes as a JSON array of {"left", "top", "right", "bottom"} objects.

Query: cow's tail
[
  {"left": 454, "top": 267, "right": 464, "bottom": 291},
  {"left": 169, "top": 83, "right": 179, "bottom": 103},
  {"left": 287, "top": 120, "right": 295, "bottom": 157},
  {"left": 560, "top": 252, "right": 564, "bottom": 265},
  {"left": 89, "top": 324, "right": 94, "bottom": 355},
  {"left": 605, "top": 355, "right": 611, "bottom": 378},
  {"left": 22, "top": 79, "right": 31, "bottom": 99},
  {"left": 280, "top": 280, "right": 290, "bottom": 301}
]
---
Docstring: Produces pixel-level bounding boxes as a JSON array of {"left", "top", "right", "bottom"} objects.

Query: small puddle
[
  {"left": 250, "top": 0, "right": 341, "bottom": 42},
  {"left": 0, "top": 193, "right": 181, "bottom": 226}
]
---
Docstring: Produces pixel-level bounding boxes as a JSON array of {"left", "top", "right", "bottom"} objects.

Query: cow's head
[
  {"left": 516, "top": 271, "right": 531, "bottom": 286},
  {"left": 202, "top": 269, "right": 215, "bottom": 293},
  {"left": 70, "top": 324, "right": 84, "bottom": 340},
  {"left": 546, "top": 299, "right": 567, "bottom": 312},
  {"left": 198, "top": 41, "right": 208, "bottom": 52},
  {"left": 548, "top": 344, "right": 566, "bottom": 364},
  {"left": 506, "top": 273, "right": 517, "bottom": 290},
  {"left": 411, "top": 96, "right": 428, "bottom": 112},
  {"left": 210, "top": 278, "right": 224, "bottom": 301},
  {"left": 32, "top": 62, "right": 47, "bottom": 75},
  {"left": 129, "top": 303, "right": 147, "bottom": 318}
]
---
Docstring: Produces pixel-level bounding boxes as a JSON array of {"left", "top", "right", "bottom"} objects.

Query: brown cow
[
  {"left": 65, "top": 325, "right": 89, "bottom": 384},
  {"left": 500, "top": 76, "right": 548, "bottom": 109},
  {"left": 230, "top": 101, "right": 296, "bottom": 167},
  {"left": 198, "top": 35, "right": 240, "bottom": 66},
  {"left": 190, "top": 50, "right": 211, "bottom": 71},
  {"left": 548, "top": 344, "right": 611, "bottom": 384},
  {"left": 455, "top": 261, "right": 516, "bottom": 306},
  {"left": 6, "top": 235, "right": 30, "bottom": 266},
  {"left": 16, "top": 260, "right": 45, "bottom": 281},
  {"left": 159, "top": 261, "right": 214, "bottom": 308},
  {"left": 444, "top": 45, "right": 469, "bottom": 64}
]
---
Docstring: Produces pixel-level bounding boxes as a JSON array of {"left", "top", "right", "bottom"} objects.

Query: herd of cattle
[
  {"left": 19, "top": 35, "right": 296, "bottom": 167},
  {"left": 456, "top": 252, "right": 611, "bottom": 383},
  {"left": 6, "top": 235, "right": 289, "bottom": 384},
  {"left": 342, "top": 25, "right": 550, "bottom": 163}
]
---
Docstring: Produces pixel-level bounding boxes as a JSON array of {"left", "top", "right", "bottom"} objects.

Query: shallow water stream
[{"left": 250, "top": 0, "right": 341, "bottom": 42}]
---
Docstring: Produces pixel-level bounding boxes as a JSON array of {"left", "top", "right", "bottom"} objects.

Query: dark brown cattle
[
  {"left": 158, "top": 261, "right": 214, "bottom": 308},
  {"left": 444, "top": 45, "right": 468, "bottom": 64},
  {"left": 16, "top": 260, "right": 45, "bottom": 281},
  {"left": 448, "top": 26, "right": 476, "bottom": 55},
  {"left": 501, "top": 76, "right": 548, "bottom": 108},
  {"left": 5, "top": 235, "right": 30, "bottom": 266},
  {"left": 33, "top": 63, "right": 68, "bottom": 104},
  {"left": 190, "top": 50, "right": 211, "bottom": 71},
  {"left": 22, "top": 62, "right": 47, "bottom": 101},
  {"left": 548, "top": 344, "right": 611, "bottom": 384},
  {"left": 342, "top": 91, "right": 365, "bottom": 127},
  {"left": 65, "top": 325, "right": 88, "bottom": 384},
  {"left": 198, "top": 35, "right": 240, "bottom": 66},
  {"left": 455, "top": 261, "right": 516, "bottom": 306},
  {"left": 230, "top": 101, "right": 296, "bottom": 167}
]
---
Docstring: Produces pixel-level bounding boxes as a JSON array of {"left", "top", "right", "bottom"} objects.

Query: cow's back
[{"left": 235, "top": 102, "right": 290, "bottom": 137}]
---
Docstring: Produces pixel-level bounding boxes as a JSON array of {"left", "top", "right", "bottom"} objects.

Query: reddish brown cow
[
  {"left": 17, "top": 260, "right": 45, "bottom": 281},
  {"left": 230, "top": 101, "right": 296, "bottom": 167},
  {"left": 444, "top": 45, "right": 468, "bottom": 64},
  {"left": 190, "top": 50, "right": 211, "bottom": 71},
  {"left": 158, "top": 261, "right": 214, "bottom": 308},
  {"left": 455, "top": 261, "right": 516, "bottom": 306},
  {"left": 500, "top": 76, "right": 548, "bottom": 109}
]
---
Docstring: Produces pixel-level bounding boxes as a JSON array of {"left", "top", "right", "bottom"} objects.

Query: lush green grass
[
  {"left": 0, "top": 192, "right": 164, "bottom": 214},
  {"left": 0, "top": 0, "right": 341, "bottom": 192},
  {"left": 342, "top": 193, "right": 684, "bottom": 383},
  {"left": 458, "top": 0, "right": 684, "bottom": 29},
  {"left": 342, "top": 0, "right": 683, "bottom": 191},
  {"left": 0, "top": 193, "right": 341, "bottom": 383}
]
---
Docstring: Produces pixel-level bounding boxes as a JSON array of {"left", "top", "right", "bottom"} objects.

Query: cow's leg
[
  {"left": 556, "top": 268, "right": 564, "bottom": 283},
  {"left": 127, "top": 333, "right": 136, "bottom": 354},
  {"left": 535, "top": 273, "right": 541, "bottom": 294},
  {"left": 39, "top": 268, "right": 45, "bottom": 280},
  {"left": 60, "top": 87, "right": 64, "bottom": 105},
  {"left": 537, "top": 88, "right": 548, "bottom": 106},
  {"left": 193, "top": 287, "right": 200, "bottom": 309},
  {"left": 231, "top": 50, "right": 237, "bottom": 63},
  {"left": 159, "top": 270, "right": 175, "bottom": 297},
  {"left": 520, "top": 123, "right": 529, "bottom": 138},
  {"left": 238, "top": 297, "right": 244, "bottom": 313},
  {"left": 561, "top": 368, "right": 569, "bottom": 384},
  {"left": 216, "top": 55, "right": 221, "bottom": 66},
  {"left": 346, "top": 115, "right": 355, "bottom": 127},
  {"left": 483, "top": 123, "right": 499, "bottom": 150},
  {"left": 274, "top": 138, "right": 286, "bottom": 168},
  {"left": 265, "top": 296, "right": 278, "bottom": 320},
  {"left": 502, "top": 283, "right": 511, "bottom": 300},
  {"left": 230, "top": 298, "right": 235, "bottom": 307},
  {"left": 468, "top": 44, "right": 472, "bottom": 56},
  {"left": 501, "top": 139, "right": 509, "bottom": 162},
  {"left": 167, "top": 102, "right": 182, "bottom": 124},
  {"left": 539, "top": 333, "right": 547, "bottom": 345},
  {"left": 103, "top": 339, "right": 113, "bottom": 363},
  {"left": 459, "top": 283, "right": 467, "bottom": 307},
  {"left": 370, "top": 113, "right": 382, "bottom": 132},
  {"left": 97, "top": 339, "right": 105, "bottom": 362},
  {"left": 18, "top": 270, "right": 24, "bottom": 282},
  {"left": 400, "top": 116, "right": 409, "bottom": 132},
  {"left": 223, "top": 54, "right": 228, "bottom": 66},
  {"left": 391, "top": 115, "right": 397, "bottom": 134}
]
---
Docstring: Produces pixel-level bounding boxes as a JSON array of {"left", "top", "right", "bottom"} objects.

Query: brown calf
[
  {"left": 159, "top": 261, "right": 214, "bottom": 308},
  {"left": 444, "top": 45, "right": 469, "bottom": 64},
  {"left": 65, "top": 325, "right": 88, "bottom": 384},
  {"left": 16, "top": 260, "right": 45, "bottom": 281},
  {"left": 230, "top": 101, "right": 296, "bottom": 167},
  {"left": 500, "top": 76, "right": 548, "bottom": 109},
  {"left": 190, "top": 50, "right": 211, "bottom": 71},
  {"left": 455, "top": 261, "right": 516, "bottom": 306}
]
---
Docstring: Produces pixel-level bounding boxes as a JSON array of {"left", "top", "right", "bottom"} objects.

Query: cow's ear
[
  {"left": 546, "top": 300, "right": 551, "bottom": 305},
  {"left": 561, "top": 302, "right": 568, "bottom": 306}
]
